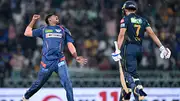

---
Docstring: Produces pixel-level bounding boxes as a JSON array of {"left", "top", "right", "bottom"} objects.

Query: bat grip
[{"left": 114, "top": 41, "right": 119, "bottom": 51}]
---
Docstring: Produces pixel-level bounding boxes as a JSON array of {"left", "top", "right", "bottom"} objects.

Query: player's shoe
[{"left": 22, "top": 96, "right": 29, "bottom": 101}]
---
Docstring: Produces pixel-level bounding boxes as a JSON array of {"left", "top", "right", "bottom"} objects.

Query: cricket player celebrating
[
  {"left": 22, "top": 14, "right": 87, "bottom": 101},
  {"left": 112, "top": 1, "right": 171, "bottom": 101}
]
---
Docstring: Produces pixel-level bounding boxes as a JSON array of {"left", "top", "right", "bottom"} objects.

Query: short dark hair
[{"left": 45, "top": 14, "right": 53, "bottom": 25}]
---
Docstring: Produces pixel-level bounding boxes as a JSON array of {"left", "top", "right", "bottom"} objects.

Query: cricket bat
[{"left": 114, "top": 41, "right": 129, "bottom": 93}]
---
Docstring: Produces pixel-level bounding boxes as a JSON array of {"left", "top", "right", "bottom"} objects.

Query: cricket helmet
[{"left": 122, "top": 1, "right": 137, "bottom": 10}]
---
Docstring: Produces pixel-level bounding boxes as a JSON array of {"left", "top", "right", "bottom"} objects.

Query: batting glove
[
  {"left": 111, "top": 50, "right": 122, "bottom": 61},
  {"left": 159, "top": 46, "right": 171, "bottom": 59}
]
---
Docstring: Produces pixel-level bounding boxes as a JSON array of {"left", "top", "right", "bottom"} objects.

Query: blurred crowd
[{"left": 0, "top": 0, "right": 180, "bottom": 81}]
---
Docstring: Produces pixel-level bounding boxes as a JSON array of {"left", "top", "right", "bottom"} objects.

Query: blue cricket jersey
[
  {"left": 120, "top": 13, "right": 150, "bottom": 45},
  {"left": 32, "top": 25, "right": 74, "bottom": 62}
]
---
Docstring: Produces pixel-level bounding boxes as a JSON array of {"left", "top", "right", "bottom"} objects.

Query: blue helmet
[{"left": 122, "top": 1, "right": 137, "bottom": 10}]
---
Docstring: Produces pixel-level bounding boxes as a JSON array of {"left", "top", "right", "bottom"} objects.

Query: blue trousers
[
  {"left": 122, "top": 43, "right": 142, "bottom": 78},
  {"left": 120, "top": 43, "right": 144, "bottom": 101},
  {"left": 24, "top": 60, "right": 74, "bottom": 101}
]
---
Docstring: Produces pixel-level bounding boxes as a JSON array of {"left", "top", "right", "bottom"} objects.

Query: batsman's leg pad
[
  {"left": 133, "top": 77, "right": 147, "bottom": 96},
  {"left": 139, "top": 89, "right": 147, "bottom": 96},
  {"left": 123, "top": 92, "right": 131, "bottom": 100},
  {"left": 124, "top": 72, "right": 136, "bottom": 89},
  {"left": 119, "top": 88, "right": 131, "bottom": 101},
  {"left": 133, "top": 86, "right": 147, "bottom": 100},
  {"left": 135, "top": 85, "right": 147, "bottom": 96},
  {"left": 124, "top": 72, "right": 147, "bottom": 101}
]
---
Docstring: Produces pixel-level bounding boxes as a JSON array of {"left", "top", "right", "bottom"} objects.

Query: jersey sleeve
[
  {"left": 145, "top": 20, "right": 150, "bottom": 28},
  {"left": 64, "top": 28, "right": 74, "bottom": 44},
  {"left": 32, "top": 27, "right": 44, "bottom": 38},
  {"left": 120, "top": 17, "right": 128, "bottom": 28}
]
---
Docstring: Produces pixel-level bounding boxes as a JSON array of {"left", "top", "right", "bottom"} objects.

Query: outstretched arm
[
  {"left": 24, "top": 14, "right": 40, "bottom": 37},
  {"left": 67, "top": 42, "right": 87, "bottom": 65}
]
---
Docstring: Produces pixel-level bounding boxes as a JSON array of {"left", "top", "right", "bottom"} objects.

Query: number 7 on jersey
[{"left": 134, "top": 24, "right": 141, "bottom": 41}]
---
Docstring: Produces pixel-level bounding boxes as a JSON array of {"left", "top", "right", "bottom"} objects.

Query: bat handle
[{"left": 114, "top": 41, "right": 119, "bottom": 52}]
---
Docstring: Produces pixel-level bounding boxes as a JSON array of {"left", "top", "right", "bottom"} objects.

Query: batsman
[
  {"left": 112, "top": 1, "right": 171, "bottom": 101},
  {"left": 22, "top": 13, "right": 87, "bottom": 101}
]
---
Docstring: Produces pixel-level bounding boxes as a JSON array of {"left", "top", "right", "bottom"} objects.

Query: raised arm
[{"left": 24, "top": 14, "right": 40, "bottom": 37}]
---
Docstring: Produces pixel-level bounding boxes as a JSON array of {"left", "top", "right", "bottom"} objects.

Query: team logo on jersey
[
  {"left": 55, "top": 29, "right": 61, "bottom": 32},
  {"left": 45, "top": 29, "right": 53, "bottom": 33},
  {"left": 46, "top": 33, "right": 62, "bottom": 38},
  {"left": 131, "top": 17, "right": 142, "bottom": 24}
]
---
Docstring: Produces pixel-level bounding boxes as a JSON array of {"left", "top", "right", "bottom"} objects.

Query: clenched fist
[{"left": 32, "top": 14, "right": 40, "bottom": 20}]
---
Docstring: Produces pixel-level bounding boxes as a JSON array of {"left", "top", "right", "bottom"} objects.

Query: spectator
[
  {"left": 1, "top": 48, "right": 12, "bottom": 78},
  {"left": 0, "top": 0, "right": 179, "bottom": 81},
  {"left": 10, "top": 45, "right": 25, "bottom": 78},
  {"left": 0, "top": 56, "right": 5, "bottom": 87}
]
